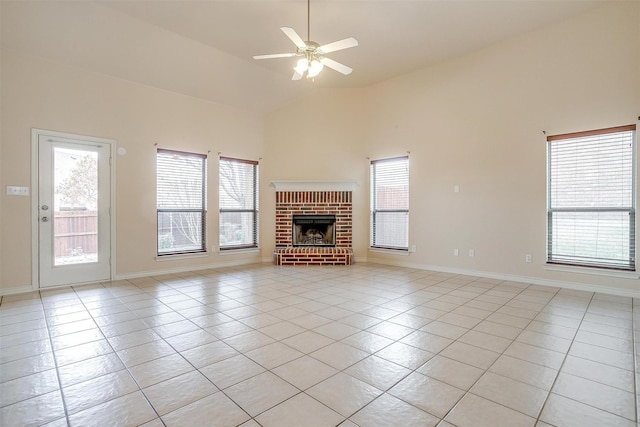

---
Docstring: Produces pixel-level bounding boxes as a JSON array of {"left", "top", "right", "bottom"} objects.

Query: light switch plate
[{"left": 6, "top": 186, "right": 29, "bottom": 196}]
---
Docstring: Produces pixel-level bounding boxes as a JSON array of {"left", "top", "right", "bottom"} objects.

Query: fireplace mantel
[{"left": 270, "top": 180, "right": 357, "bottom": 192}]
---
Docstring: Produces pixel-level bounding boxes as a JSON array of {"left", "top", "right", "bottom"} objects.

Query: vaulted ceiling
[{"left": 1, "top": 0, "right": 605, "bottom": 112}]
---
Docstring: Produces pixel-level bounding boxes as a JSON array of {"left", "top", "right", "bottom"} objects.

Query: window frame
[
  {"left": 218, "top": 156, "right": 259, "bottom": 251},
  {"left": 546, "top": 124, "right": 636, "bottom": 271},
  {"left": 156, "top": 148, "right": 208, "bottom": 257},
  {"left": 370, "top": 155, "right": 410, "bottom": 251}
]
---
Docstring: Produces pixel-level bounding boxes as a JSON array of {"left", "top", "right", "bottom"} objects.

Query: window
[
  {"left": 370, "top": 156, "right": 409, "bottom": 250},
  {"left": 219, "top": 157, "right": 259, "bottom": 250},
  {"left": 547, "top": 125, "right": 636, "bottom": 271},
  {"left": 156, "top": 149, "right": 207, "bottom": 256}
]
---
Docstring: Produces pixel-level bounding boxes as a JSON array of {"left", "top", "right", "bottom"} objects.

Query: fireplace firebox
[{"left": 292, "top": 215, "right": 336, "bottom": 247}]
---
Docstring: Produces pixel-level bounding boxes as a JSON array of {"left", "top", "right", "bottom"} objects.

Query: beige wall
[
  {"left": 1, "top": 49, "right": 263, "bottom": 293},
  {"left": 261, "top": 88, "right": 370, "bottom": 260},
  {"left": 263, "top": 2, "right": 640, "bottom": 294},
  {"left": 365, "top": 1, "right": 640, "bottom": 293},
  {"left": 1, "top": 1, "right": 639, "bottom": 295}
]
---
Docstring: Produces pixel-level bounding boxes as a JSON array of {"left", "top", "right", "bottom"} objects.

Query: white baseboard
[
  {"left": 365, "top": 257, "right": 640, "bottom": 298},
  {"left": 114, "top": 258, "right": 264, "bottom": 281},
  {"left": 3, "top": 256, "right": 637, "bottom": 299},
  {"left": 0, "top": 285, "right": 38, "bottom": 296}
]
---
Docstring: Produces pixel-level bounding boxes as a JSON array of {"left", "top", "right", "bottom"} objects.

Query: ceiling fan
[{"left": 253, "top": 0, "right": 358, "bottom": 80}]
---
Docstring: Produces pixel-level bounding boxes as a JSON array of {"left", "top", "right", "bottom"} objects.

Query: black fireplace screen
[{"left": 292, "top": 215, "right": 336, "bottom": 246}]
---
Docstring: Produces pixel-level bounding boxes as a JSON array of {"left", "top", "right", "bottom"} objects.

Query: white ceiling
[{"left": 1, "top": 0, "right": 605, "bottom": 112}]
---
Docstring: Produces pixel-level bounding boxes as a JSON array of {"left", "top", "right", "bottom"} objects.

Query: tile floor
[{"left": 0, "top": 263, "right": 638, "bottom": 427}]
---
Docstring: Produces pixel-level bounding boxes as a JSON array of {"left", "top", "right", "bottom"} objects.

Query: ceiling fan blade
[
  {"left": 318, "top": 37, "right": 358, "bottom": 54},
  {"left": 281, "top": 27, "right": 307, "bottom": 49},
  {"left": 292, "top": 70, "right": 303, "bottom": 81},
  {"left": 253, "top": 53, "right": 297, "bottom": 60},
  {"left": 320, "top": 57, "right": 353, "bottom": 75}
]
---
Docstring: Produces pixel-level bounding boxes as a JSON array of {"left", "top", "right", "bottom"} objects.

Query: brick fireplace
[{"left": 272, "top": 181, "right": 355, "bottom": 265}]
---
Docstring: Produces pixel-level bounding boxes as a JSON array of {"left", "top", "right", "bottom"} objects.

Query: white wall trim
[
  {"left": 365, "top": 257, "right": 640, "bottom": 298},
  {"left": 0, "top": 286, "right": 40, "bottom": 296},
  {"left": 30, "top": 131, "right": 39, "bottom": 291},
  {"left": 269, "top": 180, "right": 358, "bottom": 192},
  {"left": 1, "top": 258, "right": 265, "bottom": 296},
  {"left": 4, "top": 255, "right": 636, "bottom": 298},
  {"left": 0, "top": 278, "right": 107, "bottom": 296},
  {"left": 114, "top": 258, "right": 262, "bottom": 281}
]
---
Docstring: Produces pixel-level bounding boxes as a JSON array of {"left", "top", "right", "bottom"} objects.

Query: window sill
[
  {"left": 219, "top": 247, "right": 260, "bottom": 256},
  {"left": 368, "top": 247, "right": 410, "bottom": 256},
  {"left": 156, "top": 252, "right": 210, "bottom": 262},
  {"left": 545, "top": 263, "right": 639, "bottom": 279}
]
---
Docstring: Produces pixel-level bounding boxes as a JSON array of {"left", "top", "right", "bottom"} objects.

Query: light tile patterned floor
[{"left": 0, "top": 263, "right": 638, "bottom": 427}]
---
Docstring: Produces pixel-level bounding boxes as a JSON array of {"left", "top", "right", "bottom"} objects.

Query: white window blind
[
  {"left": 157, "top": 149, "right": 207, "bottom": 256},
  {"left": 547, "top": 125, "right": 636, "bottom": 271},
  {"left": 219, "top": 157, "right": 259, "bottom": 250},
  {"left": 370, "top": 156, "right": 409, "bottom": 250}
]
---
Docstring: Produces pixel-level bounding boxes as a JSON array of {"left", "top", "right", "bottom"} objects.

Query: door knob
[
  {"left": 41, "top": 205, "right": 49, "bottom": 211},
  {"left": 42, "top": 217, "right": 49, "bottom": 222}
]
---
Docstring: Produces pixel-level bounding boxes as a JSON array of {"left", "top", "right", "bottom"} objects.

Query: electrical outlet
[
  {"left": 411, "top": 245, "right": 417, "bottom": 253},
  {"left": 454, "top": 185, "right": 460, "bottom": 193},
  {"left": 525, "top": 254, "right": 532, "bottom": 263},
  {"left": 453, "top": 248, "right": 459, "bottom": 256},
  {"left": 468, "top": 249, "right": 475, "bottom": 257}
]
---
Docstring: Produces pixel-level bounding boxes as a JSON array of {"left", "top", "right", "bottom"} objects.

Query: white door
[{"left": 36, "top": 131, "right": 112, "bottom": 288}]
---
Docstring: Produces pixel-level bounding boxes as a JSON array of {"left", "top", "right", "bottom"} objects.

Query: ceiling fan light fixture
[
  {"left": 294, "top": 58, "right": 309, "bottom": 74},
  {"left": 307, "top": 59, "right": 324, "bottom": 78}
]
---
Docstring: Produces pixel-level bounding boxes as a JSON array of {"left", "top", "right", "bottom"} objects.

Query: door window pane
[{"left": 53, "top": 147, "right": 98, "bottom": 265}]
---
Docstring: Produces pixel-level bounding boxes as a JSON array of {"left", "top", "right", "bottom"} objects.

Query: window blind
[
  {"left": 370, "top": 156, "right": 409, "bottom": 250},
  {"left": 219, "top": 157, "right": 259, "bottom": 250},
  {"left": 156, "top": 149, "right": 207, "bottom": 255},
  {"left": 547, "top": 125, "right": 636, "bottom": 270}
]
